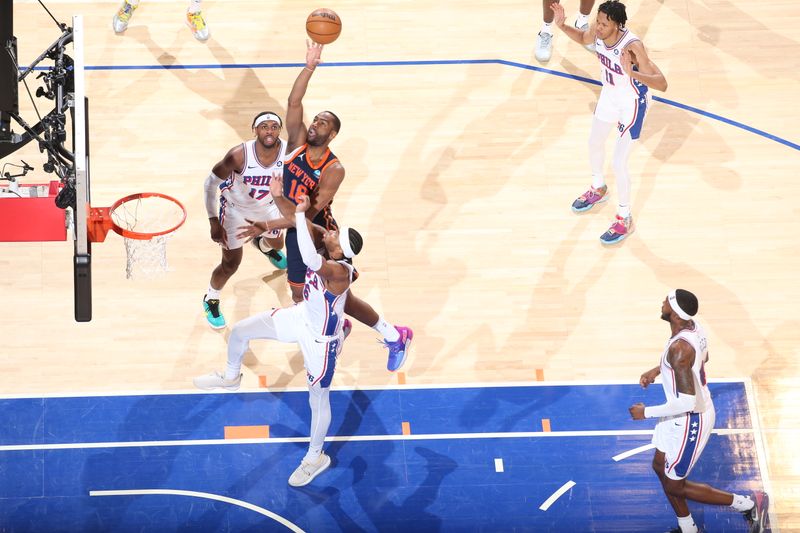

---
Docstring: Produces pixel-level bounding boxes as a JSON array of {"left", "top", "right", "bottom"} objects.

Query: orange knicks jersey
[{"left": 283, "top": 144, "right": 339, "bottom": 229}]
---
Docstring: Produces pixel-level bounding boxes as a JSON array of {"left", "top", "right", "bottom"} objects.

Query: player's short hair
[
  {"left": 322, "top": 110, "right": 341, "bottom": 133},
  {"left": 251, "top": 111, "right": 283, "bottom": 128},
  {"left": 675, "top": 289, "right": 699, "bottom": 317},
  {"left": 598, "top": 0, "right": 627, "bottom": 27}
]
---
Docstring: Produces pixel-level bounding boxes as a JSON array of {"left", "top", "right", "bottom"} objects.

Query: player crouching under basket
[{"left": 194, "top": 192, "right": 362, "bottom": 488}]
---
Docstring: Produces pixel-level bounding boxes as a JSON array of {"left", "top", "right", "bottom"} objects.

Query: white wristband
[{"left": 204, "top": 172, "right": 222, "bottom": 218}]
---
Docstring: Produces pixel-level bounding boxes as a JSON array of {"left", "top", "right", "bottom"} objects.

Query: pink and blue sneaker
[
  {"left": 571, "top": 185, "right": 608, "bottom": 213},
  {"left": 383, "top": 326, "right": 413, "bottom": 372},
  {"left": 599, "top": 215, "right": 634, "bottom": 245}
]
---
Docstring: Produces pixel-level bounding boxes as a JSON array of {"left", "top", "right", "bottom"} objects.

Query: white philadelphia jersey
[
  {"left": 596, "top": 29, "right": 649, "bottom": 99},
  {"left": 220, "top": 139, "right": 286, "bottom": 217},
  {"left": 300, "top": 261, "right": 355, "bottom": 338},
  {"left": 659, "top": 321, "right": 713, "bottom": 414}
]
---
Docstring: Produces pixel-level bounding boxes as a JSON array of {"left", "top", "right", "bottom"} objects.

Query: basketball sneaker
[
  {"left": 535, "top": 31, "right": 554, "bottom": 63},
  {"left": 288, "top": 453, "right": 331, "bottom": 487},
  {"left": 599, "top": 215, "right": 634, "bottom": 245},
  {"left": 193, "top": 371, "right": 242, "bottom": 391},
  {"left": 252, "top": 236, "right": 288, "bottom": 269},
  {"left": 112, "top": 0, "right": 138, "bottom": 33},
  {"left": 186, "top": 9, "right": 210, "bottom": 41},
  {"left": 576, "top": 20, "right": 596, "bottom": 52},
  {"left": 383, "top": 326, "right": 413, "bottom": 372},
  {"left": 743, "top": 491, "right": 769, "bottom": 533},
  {"left": 571, "top": 185, "right": 608, "bottom": 212},
  {"left": 203, "top": 296, "right": 226, "bottom": 329}
]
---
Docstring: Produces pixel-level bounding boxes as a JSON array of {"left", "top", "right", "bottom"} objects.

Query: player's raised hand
[
  {"left": 295, "top": 194, "right": 311, "bottom": 213},
  {"left": 620, "top": 48, "right": 635, "bottom": 76},
  {"left": 551, "top": 2, "right": 567, "bottom": 28},
  {"left": 270, "top": 171, "right": 284, "bottom": 198},
  {"left": 306, "top": 40, "right": 324, "bottom": 69}
]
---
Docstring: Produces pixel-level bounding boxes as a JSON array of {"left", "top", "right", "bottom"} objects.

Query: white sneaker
[
  {"left": 288, "top": 453, "right": 331, "bottom": 487},
  {"left": 576, "top": 20, "right": 596, "bottom": 52},
  {"left": 535, "top": 31, "right": 554, "bottom": 63},
  {"left": 186, "top": 10, "right": 210, "bottom": 41},
  {"left": 193, "top": 371, "right": 242, "bottom": 391},
  {"left": 112, "top": 0, "right": 138, "bottom": 33}
]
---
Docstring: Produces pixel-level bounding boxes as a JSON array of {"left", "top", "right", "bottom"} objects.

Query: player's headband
[
  {"left": 253, "top": 113, "right": 282, "bottom": 128},
  {"left": 668, "top": 289, "right": 693, "bottom": 320},
  {"left": 339, "top": 227, "right": 356, "bottom": 259}
]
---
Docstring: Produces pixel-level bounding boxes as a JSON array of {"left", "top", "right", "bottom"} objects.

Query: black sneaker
[
  {"left": 202, "top": 296, "right": 226, "bottom": 329},
  {"left": 744, "top": 491, "right": 769, "bottom": 533}
]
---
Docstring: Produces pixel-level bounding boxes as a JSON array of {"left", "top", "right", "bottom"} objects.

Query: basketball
[{"left": 306, "top": 8, "right": 342, "bottom": 45}]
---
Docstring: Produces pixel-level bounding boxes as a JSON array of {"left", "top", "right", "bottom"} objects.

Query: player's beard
[
  {"left": 259, "top": 137, "right": 278, "bottom": 149},
  {"left": 660, "top": 311, "right": 671, "bottom": 322}
]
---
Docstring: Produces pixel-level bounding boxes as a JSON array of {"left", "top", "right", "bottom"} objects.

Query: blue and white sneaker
[
  {"left": 383, "top": 326, "right": 413, "bottom": 372},
  {"left": 203, "top": 296, "right": 226, "bottom": 329}
]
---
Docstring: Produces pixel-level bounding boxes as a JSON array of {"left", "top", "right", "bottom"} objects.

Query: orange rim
[{"left": 89, "top": 192, "right": 187, "bottom": 242}]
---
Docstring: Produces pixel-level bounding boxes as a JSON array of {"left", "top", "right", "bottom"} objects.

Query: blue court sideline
[{"left": 0, "top": 382, "right": 767, "bottom": 532}]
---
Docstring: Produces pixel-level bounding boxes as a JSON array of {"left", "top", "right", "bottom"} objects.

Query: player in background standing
[
  {"left": 202, "top": 112, "right": 288, "bottom": 329},
  {"left": 536, "top": 0, "right": 596, "bottom": 63},
  {"left": 112, "top": 0, "right": 209, "bottom": 41}
]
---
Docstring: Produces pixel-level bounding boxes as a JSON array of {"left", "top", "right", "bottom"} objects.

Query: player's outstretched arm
[
  {"left": 295, "top": 194, "right": 348, "bottom": 284},
  {"left": 621, "top": 42, "right": 668, "bottom": 92},
  {"left": 551, "top": 2, "right": 593, "bottom": 46},
  {"left": 286, "top": 41, "right": 324, "bottom": 152}
]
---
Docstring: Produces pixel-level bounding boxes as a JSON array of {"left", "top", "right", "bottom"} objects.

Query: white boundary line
[
  {"left": 539, "top": 481, "right": 576, "bottom": 511},
  {"left": 0, "top": 377, "right": 748, "bottom": 400},
  {"left": 90, "top": 489, "right": 305, "bottom": 532},
  {"left": 612, "top": 443, "right": 656, "bottom": 462},
  {"left": 0, "top": 428, "right": 753, "bottom": 453},
  {"left": 743, "top": 379, "right": 779, "bottom": 533}
]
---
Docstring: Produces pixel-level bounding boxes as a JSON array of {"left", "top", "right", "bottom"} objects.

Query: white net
[
  {"left": 110, "top": 195, "right": 185, "bottom": 279},
  {"left": 122, "top": 235, "right": 172, "bottom": 279}
]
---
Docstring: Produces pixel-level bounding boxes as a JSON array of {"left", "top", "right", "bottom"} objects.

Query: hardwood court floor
[{"left": 3, "top": 0, "right": 799, "bottom": 528}]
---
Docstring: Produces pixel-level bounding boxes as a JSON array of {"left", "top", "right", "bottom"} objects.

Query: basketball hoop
[{"left": 88, "top": 192, "right": 186, "bottom": 279}]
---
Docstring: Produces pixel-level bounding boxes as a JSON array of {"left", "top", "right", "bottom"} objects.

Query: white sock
[
  {"left": 592, "top": 175, "right": 606, "bottom": 190},
  {"left": 677, "top": 514, "right": 698, "bottom": 533},
  {"left": 730, "top": 494, "right": 755, "bottom": 512},
  {"left": 303, "top": 446, "right": 322, "bottom": 463},
  {"left": 373, "top": 317, "right": 400, "bottom": 342},
  {"left": 206, "top": 286, "right": 221, "bottom": 300},
  {"left": 127, "top": 0, "right": 140, "bottom": 6},
  {"left": 618, "top": 204, "right": 631, "bottom": 218},
  {"left": 575, "top": 13, "right": 589, "bottom": 27},
  {"left": 224, "top": 364, "right": 240, "bottom": 381},
  {"left": 187, "top": 0, "right": 202, "bottom": 13},
  {"left": 541, "top": 22, "right": 553, "bottom": 35}
]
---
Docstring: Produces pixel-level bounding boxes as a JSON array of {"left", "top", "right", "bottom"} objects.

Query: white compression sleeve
[
  {"left": 644, "top": 393, "right": 697, "bottom": 418},
  {"left": 612, "top": 130, "right": 635, "bottom": 214},
  {"left": 589, "top": 118, "right": 614, "bottom": 188},
  {"left": 204, "top": 172, "right": 221, "bottom": 218},
  {"left": 305, "top": 383, "right": 332, "bottom": 460},
  {"left": 295, "top": 212, "right": 323, "bottom": 271}
]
